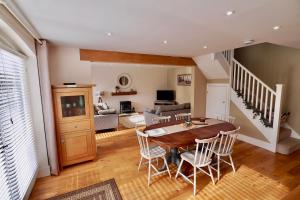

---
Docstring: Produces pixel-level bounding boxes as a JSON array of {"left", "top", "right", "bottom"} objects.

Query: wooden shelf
[{"left": 111, "top": 91, "right": 137, "bottom": 96}]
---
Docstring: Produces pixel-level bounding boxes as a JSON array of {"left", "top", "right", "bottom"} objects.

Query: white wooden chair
[
  {"left": 215, "top": 114, "right": 236, "bottom": 124},
  {"left": 175, "top": 113, "right": 191, "bottom": 121},
  {"left": 175, "top": 135, "right": 219, "bottom": 195},
  {"left": 136, "top": 130, "right": 171, "bottom": 186},
  {"left": 211, "top": 127, "right": 240, "bottom": 181},
  {"left": 175, "top": 113, "right": 192, "bottom": 152},
  {"left": 152, "top": 115, "right": 171, "bottom": 124}
]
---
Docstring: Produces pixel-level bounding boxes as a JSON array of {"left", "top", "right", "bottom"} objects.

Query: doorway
[{"left": 206, "top": 84, "right": 229, "bottom": 118}]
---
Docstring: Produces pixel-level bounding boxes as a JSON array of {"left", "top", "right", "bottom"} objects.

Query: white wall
[
  {"left": 49, "top": 45, "right": 91, "bottom": 84},
  {"left": 167, "top": 67, "right": 193, "bottom": 104},
  {"left": 91, "top": 63, "right": 169, "bottom": 112},
  {"left": 49, "top": 45, "right": 172, "bottom": 111}
]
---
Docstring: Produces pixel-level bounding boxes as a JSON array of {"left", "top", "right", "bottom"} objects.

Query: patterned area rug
[{"left": 48, "top": 179, "right": 122, "bottom": 200}]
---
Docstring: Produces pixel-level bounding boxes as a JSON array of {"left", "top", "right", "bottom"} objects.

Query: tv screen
[{"left": 157, "top": 90, "right": 175, "bottom": 101}]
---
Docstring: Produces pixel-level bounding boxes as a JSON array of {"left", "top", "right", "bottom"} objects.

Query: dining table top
[{"left": 144, "top": 118, "right": 236, "bottom": 148}]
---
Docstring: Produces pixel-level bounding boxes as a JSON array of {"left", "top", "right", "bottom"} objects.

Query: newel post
[{"left": 272, "top": 84, "right": 284, "bottom": 152}]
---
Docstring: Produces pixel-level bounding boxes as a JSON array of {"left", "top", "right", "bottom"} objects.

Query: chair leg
[
  {"left": 229, "top": 154, "right": 236, "bottom": 173},
  {"left": 193, "top": 166, "right": 197, "bottom": 196},
  {"left": 163, "top": 156, "right": 171, "bottom": 178},
  {"left": 175, "top": 159, "right": 184, "bottom": 179},
  {"left": 208, "top": 165, "right": 215, "bottom": 185},
  {"left": 138, "top": 156, "right": 143, "bottom": 171},
  {"left": 148, "top": 159, "right": 151, "bottom": 186},
  {"left": 217, "top": 155, "right": 220, "bottom": 180}
]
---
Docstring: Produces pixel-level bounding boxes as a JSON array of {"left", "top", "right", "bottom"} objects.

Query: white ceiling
[{"left": 14, "top": 0, "right": 300, "bottom": 57}]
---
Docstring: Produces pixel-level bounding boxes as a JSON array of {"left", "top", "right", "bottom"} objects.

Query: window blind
[{"left": 0, "top": 48, "right": 38, "bottom": 199}]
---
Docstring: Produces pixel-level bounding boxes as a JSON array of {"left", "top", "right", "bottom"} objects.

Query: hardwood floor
[{"left": 29, "top": 128, "right": 300, "bottom": 199}]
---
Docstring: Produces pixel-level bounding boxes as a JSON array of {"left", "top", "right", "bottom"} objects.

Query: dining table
[{"left": 144, "top": 118, "right": 236, "bottom": 167}]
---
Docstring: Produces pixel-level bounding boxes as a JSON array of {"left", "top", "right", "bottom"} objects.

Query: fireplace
[{"left": 120, "top": 101, "right": 132, "bottom": 113}]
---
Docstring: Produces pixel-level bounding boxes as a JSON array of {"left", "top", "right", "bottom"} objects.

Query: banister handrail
[{"left": 232, "top": 58, "right": 276, "bottom": 95}]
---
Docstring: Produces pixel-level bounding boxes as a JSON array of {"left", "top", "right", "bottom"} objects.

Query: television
[{"left": 157, "top": 90, "right": 175, "bottom": 101}]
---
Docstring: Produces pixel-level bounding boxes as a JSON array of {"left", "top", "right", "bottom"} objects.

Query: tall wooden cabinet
[{"left": 52, "top": 85, "right": 96, "bottom": 168}]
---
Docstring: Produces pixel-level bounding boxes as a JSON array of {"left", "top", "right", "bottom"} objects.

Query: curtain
[{"left": 36, "top": 40, "right": 59, "bottom": 175}]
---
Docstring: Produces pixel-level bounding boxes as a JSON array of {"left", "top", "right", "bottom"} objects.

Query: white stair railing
[
  {"left": 221, "top": 50, "right": 283, "bottom": 151},
  {"left": 222, "top": 50, "right": 232, "bottom": 65},
  {"left": 231, "top": 58, "right": 278, "bottom": 126},
  {"left": 222, "top": 50, "right": 283, "bottom": 128}
]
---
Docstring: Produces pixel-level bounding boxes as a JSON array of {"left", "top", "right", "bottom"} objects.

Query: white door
[{"left": 206, "top": 84, "right": 229, "bottom": 118}]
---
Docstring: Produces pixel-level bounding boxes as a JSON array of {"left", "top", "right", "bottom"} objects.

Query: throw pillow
[
  {"left": 94, "top": 105, "right": 100, "bottom": 115},
  {"left": 97, "top": 102, "right": 109, "bottom": 110}
]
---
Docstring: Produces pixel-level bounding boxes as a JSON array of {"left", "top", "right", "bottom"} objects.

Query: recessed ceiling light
[
  {"left": 243, "top": 39, "right": 255, "bottom": 45},
  {"left": 203, "top": 45, "right": 208, "bottom": 49},
  {"left": 273, "top": 25, "right": 281, "bottom": 30},
  {"left": 107, "top": 32, "right": 112, "bottom": 36},
  {"left": 163, "top": 40, "right": 168, "bottom": 44},
  {"left": 226, "top": 10, "right": 235, "bottom": 16}
]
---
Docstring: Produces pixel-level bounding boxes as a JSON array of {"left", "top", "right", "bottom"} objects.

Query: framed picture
[{"left": 177, "top": 74, "right": 192, "bottom": 86}]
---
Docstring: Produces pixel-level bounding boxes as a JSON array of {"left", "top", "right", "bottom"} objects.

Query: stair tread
[
  {"left": 280, "top": 127, "right": 292, "bottom": 133},
  {"left": 278, "top": 137, "right": 300, "bottom": 147},
  {"left": 278, "top": 127, "right": 292, "bottom": 142},
  {"left": 277, "top": 138, "right": 300, "bottom": 155}
]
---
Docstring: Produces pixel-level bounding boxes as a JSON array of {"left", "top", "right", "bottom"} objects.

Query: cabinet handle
[
  {"left": 61, "top": 139, "right": 64, "bottom": 144},
  {"left": 74, "top": 126, "right": 78, "bottom": 128}
]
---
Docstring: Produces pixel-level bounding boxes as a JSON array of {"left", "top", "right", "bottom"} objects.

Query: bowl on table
[{"left": 192, "top": 120, "right": 208, "bottom": 125}]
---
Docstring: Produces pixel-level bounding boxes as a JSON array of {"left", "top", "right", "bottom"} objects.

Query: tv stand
[{"left": 154, "top": 100, "right": 177, "bottom": 105}]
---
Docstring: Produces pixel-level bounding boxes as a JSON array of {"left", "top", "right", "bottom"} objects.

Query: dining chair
[
  {"left": 215, "top": 114, "right": 236, "bottom": 124},
  {"left": 211, "top": 127, "right": 240, "bottom": 181},
  {"left": 136, "top": 130, "right": 171, "bottom": 186},
  {"left": 175, "top": 135, "right": 219, "bottom": 195},
  {"left": 152, "top": 115, "right": 171, "bottom": 124},
  {"left": 175, "top": 113, "right": 191, "bottom": 121},
  {"left": 175, "top": 113, "right": 192, "bottom": 152}
]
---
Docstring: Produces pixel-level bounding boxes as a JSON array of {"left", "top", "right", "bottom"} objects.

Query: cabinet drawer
[{"left": 58, "top": 120, "right": 91, "bottom": 133}]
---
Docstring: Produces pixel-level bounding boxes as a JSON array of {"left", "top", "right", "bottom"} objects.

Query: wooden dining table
[{"left": 144, "top": 118, "right": 236, "bottom": 166}]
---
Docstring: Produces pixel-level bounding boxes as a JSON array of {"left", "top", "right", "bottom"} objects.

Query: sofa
[
  {"left": 94, "top": 113, "right": 119, "bottom": 131},
  {"left": 143, "top": 103, "right": 191, "bottom": 126},
  {"left": 94, "top": 103, "right": 119, "bottom": 131}
]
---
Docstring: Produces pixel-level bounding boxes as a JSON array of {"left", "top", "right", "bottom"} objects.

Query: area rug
[{"left": 48, "top": 179, "right": 122, "bottom": 200}]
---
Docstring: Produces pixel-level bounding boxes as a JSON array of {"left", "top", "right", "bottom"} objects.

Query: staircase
[{"left": 221, "top": 50, "right": 300, "bottom": 154}]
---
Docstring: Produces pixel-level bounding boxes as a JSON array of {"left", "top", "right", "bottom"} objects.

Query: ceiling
[{"left": 14, "top": 0, "right": 300, "bottom": 57}]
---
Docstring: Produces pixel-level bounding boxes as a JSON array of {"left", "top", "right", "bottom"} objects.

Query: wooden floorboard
[{"left": 29, "top": 128, "right": 300, "bottom": 199}]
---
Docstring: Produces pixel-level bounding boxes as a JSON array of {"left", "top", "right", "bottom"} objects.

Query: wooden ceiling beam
[{"left": 80, "top": 49, "right": 196, "bottom": 66}]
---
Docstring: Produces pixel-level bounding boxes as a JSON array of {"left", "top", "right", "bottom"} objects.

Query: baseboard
[
  {"left": 37, "top": 165, "right": 51, "bottom": 177},
  {"left": 238, "top": 133, "right": 275, "bottom": 152},
  {"left": 284, "top": 123, "right": 300, "bottom": 139}
]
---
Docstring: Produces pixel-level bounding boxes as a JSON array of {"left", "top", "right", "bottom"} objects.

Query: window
[{"left": 0, "top": 48, "right": 38, "bottom": 199}]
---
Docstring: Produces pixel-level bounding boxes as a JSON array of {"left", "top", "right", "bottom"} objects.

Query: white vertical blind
[{"left": 0, "top": 48, "right": 38, "bottom": 199}]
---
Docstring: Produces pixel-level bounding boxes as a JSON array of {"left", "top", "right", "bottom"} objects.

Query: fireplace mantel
[{"left": 111, "top": 91, "right": 137, "bottom": 96}]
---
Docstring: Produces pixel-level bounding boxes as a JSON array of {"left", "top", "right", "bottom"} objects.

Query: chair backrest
[
  {"left": 152, "top": 115, "right": 171, "bottom": 124},
  {"left": 217, "top": 127, "right": 240, "bottom": 155},
  {"left": 194, "top": 135, "right": 219, "bottom": 167},
  {"left": 216, "top": 114, "right": 236, "bottom": 124},
  {"left": 136, "top": 130, "right": 150, "bottom": 156},
  {"left": 175, "top": 113, "right": 191, "bottom": 121}
]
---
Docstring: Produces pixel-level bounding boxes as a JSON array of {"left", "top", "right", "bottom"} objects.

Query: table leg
[
  {"left": 170, "top": 147, "right": 181, "bottom": 166},
  {"left": 159, "top": 147, "right": 181, "bottom": 171}
]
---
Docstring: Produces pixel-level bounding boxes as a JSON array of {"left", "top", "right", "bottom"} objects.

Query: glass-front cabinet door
[
  {"left": 61, "top": 95, "right": 86, "bottom": 117},
  {"left": 54, "top": 90, "right": 90, "bottom": 122}
]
